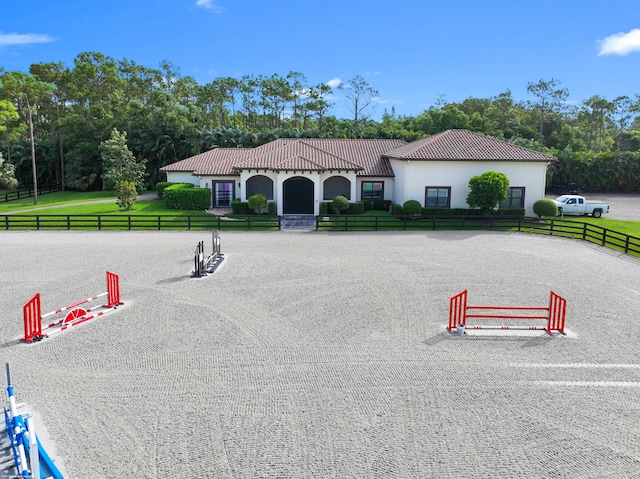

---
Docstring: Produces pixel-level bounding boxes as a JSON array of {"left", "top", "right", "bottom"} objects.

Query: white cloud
[
  {"left": 0, "top": 32, "right": 55, "bottom": 46},
  {"left": 195, "top": 0, "right": 225, "bottom": 12},
  {"left": 327, "top": 77, "right": 341, "bottom": 88},
  {"left": 598, "top": 28, "right": 640, "bottom": 56}
]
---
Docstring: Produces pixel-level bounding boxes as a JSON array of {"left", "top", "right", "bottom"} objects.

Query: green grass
[
  {"left": 572, "top": 217, "right": 640, "bottom": 238},
  {"left": 0, "top": 190, "right": 120, "bottom": 213},
  {"left": 8, "top": 201, "right": 210, "bottom": 217}
]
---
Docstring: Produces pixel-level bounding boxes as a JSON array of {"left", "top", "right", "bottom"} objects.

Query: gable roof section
[
  {"left": 160, "top": 138, "right": 407, "bottom": 177},
  {"left": 159, "top": 148, "right": 249, "bottom": 176},
  {"left": 232, "top": 138, "right": 405, "bottom": 175},
  {"left": 384, "top": 129, "right": 556, "bottom": 162}
]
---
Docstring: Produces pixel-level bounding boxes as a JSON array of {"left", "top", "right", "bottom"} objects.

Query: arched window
[
  {"left": 246, "top": 175, "right": 274, "bottom": 200},
  {"left": 323, "top": 176, "right": 351, "bottom": 200}
]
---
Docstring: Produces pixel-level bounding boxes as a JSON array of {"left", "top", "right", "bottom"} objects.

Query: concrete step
[{"left": 280, "top": 215, "right": 316, "bottom": 231}]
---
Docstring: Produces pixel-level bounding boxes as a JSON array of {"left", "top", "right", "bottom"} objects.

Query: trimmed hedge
[
  {"left": 346, "top": 201, "right": 365, "bottom": 215},
  {"left": 231, "top": 198, "right": 251, "bottom": 214},
  {"left": 533, "top": 199, "right": 558, "bottom": 217},
  {"left": 403, "top": 200, "right": 422, "bottom": 215},
  {"left": 156, "top": 182, "right": 193, "bottom": 199},
  {"left": 419, "top": 207, "right": 525, "bottom": 217},
  {"left": 390, "top": 203, "right": 404, "bottom": 215},
  {"left": 231, "top": 199, "right": 277, "bottom": 216},
  {"left": 361, "top": 199, "right": 391, "bottom": 211},
  {"left": 164, "top": 186, "right": 210, "bottom": 210},
  {"left": 373, "top": 199, "right": 392, "bottom": 211}
]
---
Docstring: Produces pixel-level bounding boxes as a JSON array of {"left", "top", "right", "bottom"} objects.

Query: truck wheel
[{"left": 593, "top": 209, "right": 602, "bottom": 218}]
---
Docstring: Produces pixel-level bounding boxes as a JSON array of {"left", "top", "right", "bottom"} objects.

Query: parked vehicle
[{"left": 553, "top": 195, "right": 610, "bottom": 218}]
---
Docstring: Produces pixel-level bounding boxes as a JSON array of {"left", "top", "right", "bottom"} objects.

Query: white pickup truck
[{"left": 553, "top": 195, "right": 610, "bottom": 218}]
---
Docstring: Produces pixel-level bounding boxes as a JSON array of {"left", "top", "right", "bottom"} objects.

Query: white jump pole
[{"left": 26, "top": 417, "right": 39, "bottom": 479}]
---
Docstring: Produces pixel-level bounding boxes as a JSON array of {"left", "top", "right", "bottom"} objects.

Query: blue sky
[{"left": 3, "top": 0, "right": 640, "bottom": 120}]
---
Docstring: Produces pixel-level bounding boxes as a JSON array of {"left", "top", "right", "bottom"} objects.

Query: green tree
[
  {"left": 338, "top": 75, "right": 379, "bottom": 135},
  {"left": 466, "top": 170, "right": 510, "bottom": 214},
  {"left": 0, "top": 99, "right": 19, "bottom": 132},
  {"left": 526, "top": 78, "right": 569, "bottom": 145},
  {"left": 99, "top": 128, "right": 147, "bottom": 190},
  {"left": 0, "top": 152, "right": 18, "bottom": 189},
  {"left": 114, "top": 179, "right": 137, "bottom": 211},
  {"left": 0, "top": 71, "right": 54, "bottom": 203}
]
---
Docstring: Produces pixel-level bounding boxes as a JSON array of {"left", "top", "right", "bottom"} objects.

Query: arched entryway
[{"left": 283, "top": 177, "right": 314, "bottom": 214}]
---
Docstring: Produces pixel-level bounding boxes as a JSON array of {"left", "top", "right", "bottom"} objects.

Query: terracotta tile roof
[
  {"left": 161, "top": 139, "right": 407, "bottom": 177},
  {"left": 232, "top": 139, "right": 405, "bottom": 175},
  {"left": 159, "top": 148, "right": 249, "bottom": 176},
  {"left": 383, "top": 129, "right": 557, "bottom": 162}
]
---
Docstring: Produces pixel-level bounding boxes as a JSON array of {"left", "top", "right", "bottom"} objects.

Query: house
[{"left": 160, "top": 129, "right": 556, "bottom": 216}]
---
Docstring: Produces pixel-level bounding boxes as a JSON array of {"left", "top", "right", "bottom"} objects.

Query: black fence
[
  {"left": 0, "top": 214, "right": 280, "bottom": 231},
  {"left": 2, "top": 212, "right": 639, "bottom": 259},
  {"left": 0, "top": 184, "right": 63, "bottom": 203},
  {"left": 316, "top": 215, "right": 640, "bottom": 257}
]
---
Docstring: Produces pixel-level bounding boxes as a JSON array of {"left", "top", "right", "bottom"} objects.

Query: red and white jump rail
[
  {"left": 448, "top": 290, "right": 567, "bottom": 335},
  {"left": 22, "top": 271, "right": 123, "bottom": 343}
]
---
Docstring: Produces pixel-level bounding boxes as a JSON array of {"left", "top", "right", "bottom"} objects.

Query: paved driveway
[{"left": 546, "top": 192, "right": 640, "bottom": 221}]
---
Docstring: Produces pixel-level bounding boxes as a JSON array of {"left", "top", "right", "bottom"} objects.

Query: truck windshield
[{"left": 556, "top": 196, "right": 571, "bottom": 203}]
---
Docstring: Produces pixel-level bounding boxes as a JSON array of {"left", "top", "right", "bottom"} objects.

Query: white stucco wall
[
  {"left": 165, "top": 172, "right": 199, "bottom": 186},
  {"left": 390, "top": 159, "right": 550, "bottom": 215},
  {"left": 355, "top": 177, "right": 394, "bottom": 202}
]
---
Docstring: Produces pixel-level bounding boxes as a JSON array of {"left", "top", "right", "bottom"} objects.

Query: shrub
[
  {"left": 390, "top": 203, "right": 404, "bottom": 215},
  {"left": 156, "top": 182, "right": 193, "bottom": 199},
  {"left": 402, "top": 199, "right": 422, "bottom": 215},
  {"left": 320, "top": 202, "right": 330, "bottom": 215},
  {"left": 331, "top": 195, "right": 350, "bottom": 214},
  {"left": 267, "top": 201, "right": 277, "bottom": 216},
  {"left": 231, "top": 198, "right": 251, "bottom": 215},
  {"left": 362, "top": 199, "right": 374, "bottom": 211},
  {"left": 373, "top": 199, "right": 392, "bottom": 211},
  {"left": 247, "top": 193, "right": 268, "bottom": 214},
  {"left": 346, "top": 201, "right": 365, "bottom": 215},
  {"left": 421, "top": 207, "right": 482, "bottom": 216},
  {"left": 533, "top": 199, "right": 558, "bottom": 217},
  {"left": 164, "top": 186, "right": 210, "bottom": 210},
  {"left": 115, "top": 180, "right": 137, "bottom": 211},
  {"left": 495, "top": 208, "right": 526, "bottom": 217}
]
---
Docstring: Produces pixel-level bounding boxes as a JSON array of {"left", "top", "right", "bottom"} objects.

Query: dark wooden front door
[{"left": 283, "top": 177, "right": 314, "bottom": 214}]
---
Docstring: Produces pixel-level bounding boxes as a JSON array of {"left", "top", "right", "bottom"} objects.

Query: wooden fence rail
[
  {"left": 316, "top": 215, "right": 640, "bottom": 258},
  {"left": 0, "top": 214, "right": 280, "bottom": 231},
  {"left": 0, "top": 184, "right": 62, "bottom": 203}
]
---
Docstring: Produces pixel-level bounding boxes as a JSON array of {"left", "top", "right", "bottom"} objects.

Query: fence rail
[
  {"left": 0, "top": 184, "right": 62, "bottom": 203},
  {"left": 316, "top": 215, "right": 640, "bottom": 258},
  {"left": 2, "top": 212, "right": 639, "bottom": 259},
  {"left": 0, "top": 214, "right": 280, "bottom": 231}
]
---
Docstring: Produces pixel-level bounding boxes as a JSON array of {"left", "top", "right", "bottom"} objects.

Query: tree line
[{"left": 1, "top": 51, "right": 640, "bottom": 195}]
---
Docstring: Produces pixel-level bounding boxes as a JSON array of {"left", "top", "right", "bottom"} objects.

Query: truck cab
[{"left": 554, "top": 195, "right": 609, "bottom": 218}]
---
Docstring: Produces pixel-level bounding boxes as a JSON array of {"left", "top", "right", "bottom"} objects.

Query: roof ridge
[{"left": 297, "top": 140, "right": 364, "bottom": 170}]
